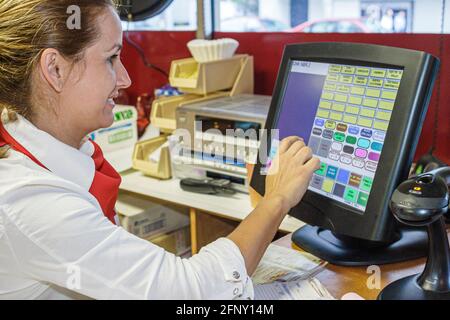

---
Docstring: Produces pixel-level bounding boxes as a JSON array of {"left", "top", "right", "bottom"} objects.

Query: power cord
[{"left": 124, "top": 14, "right": 169, "bottom": 79}]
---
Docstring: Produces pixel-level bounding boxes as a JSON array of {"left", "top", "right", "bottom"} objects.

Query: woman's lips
[{"left": 106, "top": 98, "right": 116, "bottom": 108}]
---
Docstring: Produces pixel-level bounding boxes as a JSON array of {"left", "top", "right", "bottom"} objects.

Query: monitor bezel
[{"left": 250, "top": 42, "right": 438, "bottom": 241}]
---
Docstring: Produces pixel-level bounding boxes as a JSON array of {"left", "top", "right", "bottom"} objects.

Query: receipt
[
  {"left": 252, "top": 244, "right": 327, "bottom": 285},
  {"left": 254, "top": 278, "right": 335, "bottom": 300}
]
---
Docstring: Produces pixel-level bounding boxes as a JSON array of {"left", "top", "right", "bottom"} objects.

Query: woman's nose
[{"left": 116, "top": 60, "right": 132, "bottom": 89}]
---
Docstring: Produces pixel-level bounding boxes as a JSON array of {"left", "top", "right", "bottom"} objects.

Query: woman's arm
[{"left": 227, "top": 136, "right": 320, "bottom": 275}]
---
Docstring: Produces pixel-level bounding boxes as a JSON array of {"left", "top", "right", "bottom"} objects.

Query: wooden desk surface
[{"left": 275, "top": 234, "right": 428, "bottom": 300}]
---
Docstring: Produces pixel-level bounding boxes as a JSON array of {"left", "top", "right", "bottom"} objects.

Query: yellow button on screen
[
  {"left": 363, "top": 98, "right": 378, "bottom": 108},
  {"left": 322, "top": 179, "right": 334, "bottom": 193},
  {"left": 334, "top": 94, "right": 348, "bottom": 103},
  {"left": 330, "top": 112, "right": 343, "bottom": 121},
  {"left": 322, "top": 92, "right": 334, "bottom": 100},
  {"left": 379, "top": 100, "right": 394, "bottom": 110},
  {"left": 360, "top": 108, "right": 375, "bottom": 118},
  {"left": 376, "top": 110, "right": 392, "bottom": 121},
  {"left": 332, "top": 103, "right": 345, "bottom": 112},
  {"left": 358, "top": 117, "right": 373, "bottom": 128},
  {"left": 345, "top": 106, "right": 360, "bottom": 115},
  {"left": 351, "top": 87, "right": 365, "bottom": 95},
  {"left": 319, "top": 100, "right": 332, "bottom": 109},
  {"left": 317, "top": 109, "right": 330, "bottom": 118},
  {"left": 343, "top": 115, "right": 357, "bottom": 124},
  {"left": 373, "top": 120, "right": 389, "bottom": 131}
]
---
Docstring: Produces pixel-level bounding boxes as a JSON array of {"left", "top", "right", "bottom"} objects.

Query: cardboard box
[
  {"left": 147, "top": 226, "right": 191, "bottom": 256},
  {"left": 116, "top": 192, "right": 190, "bottom": 240},
  {"left": 90, "top": 105, "right": 138, "bottom": 172}
]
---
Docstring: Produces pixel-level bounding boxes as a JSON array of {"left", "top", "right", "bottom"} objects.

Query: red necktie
[{"left": 0, "top": 121, "right": 121, "bottom": 224}]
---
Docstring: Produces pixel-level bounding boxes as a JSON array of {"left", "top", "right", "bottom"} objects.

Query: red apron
[{"left": 0, "top": 121, "right": 121, "bottom": 224}]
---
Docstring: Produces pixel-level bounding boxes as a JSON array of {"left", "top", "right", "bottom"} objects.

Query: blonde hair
[{"left": 0, "top": 0, "right": 118, "bottom": 158}]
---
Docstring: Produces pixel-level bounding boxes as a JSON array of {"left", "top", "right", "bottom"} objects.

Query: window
[
  {"left": 214, "top": 0, "right": 450, "bottom": 33},
  {"left": 122, "top": 0, "right": 197, "bottom": 31}
]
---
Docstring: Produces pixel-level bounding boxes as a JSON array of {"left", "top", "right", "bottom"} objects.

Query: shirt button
[{"left": 232, "top": 271, "right": 240, "bottom": 280}]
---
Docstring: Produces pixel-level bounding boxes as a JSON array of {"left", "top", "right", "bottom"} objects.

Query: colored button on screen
[
  {"left": 357, "top": 138, "right": 371, "bottom": 149},
  {"left": 360, "top": 129, "right": 373, "bottom": 138},
  {"left": 343, "top": 145, "right": 354, "bottom": 154},
  {"left": 361, "top": 177, "right": 373, "bottom": 192},
  {"left": 348, "top": 126, "right": 360, "bottom": 135},
  {"left": 313, "top": 128, "right": 323, "bottom": 136},
  {"left": 337, "top": 169, "right": 350, "bottom": 184},
  {"left": 349, "top": 173, "right": 362, "bottom": 188},
  {"left": 337, "top": 123, "right": 348, "bottom": 132},
  {"left": 333, "top": 183, "right": 346, "bottom": 198},
  {"left": 371, "top": 142, "right": 383, "bottom": 151},
  {"left": 346, "top": 136, "right": 357, "bottom": 144},
  {"left": 357, "top": 192, "right": 369, "bottom": 207},
  {"left": 322, "top": 179, "right": 334, "bottom": 193},
  {"left": 322, "top": 129, "right": 333, "bottom": 139},
  {"left": 333, "top": 132, "right": 345, "bottom": 142},
  {"left": 325, "top": 120, "right": 336, "bottom": 130},
  {"left": 315, "top": 118, "right": 325, "bottom": 127},
  {"left": 368, "top": 152, "right": 380, "bottom": 162},
  {"left": 344, "top": 187, "right": 358, "bottom": 203},
  {"left": 326, "top": 166, "right": 338, "bottom": 179},
  {"left": 355, "top": 148, "right": 368, "bottom": 158},
  {"left": 316, "top": 163, "right": 327, "bottom": 176}
]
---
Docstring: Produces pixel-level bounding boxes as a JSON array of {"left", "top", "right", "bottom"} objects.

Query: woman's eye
[{"left": 108, "top": 55, "right": 119, "bottom": 64}]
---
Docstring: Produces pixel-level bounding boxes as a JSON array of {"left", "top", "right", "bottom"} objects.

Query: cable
[{"left": 124, "top": 15, "right": 169, "bottom": 79}]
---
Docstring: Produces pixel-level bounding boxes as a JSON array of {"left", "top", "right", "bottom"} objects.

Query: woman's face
[{"left": 62, "top": 6, "right": 131, "bottom": 134}]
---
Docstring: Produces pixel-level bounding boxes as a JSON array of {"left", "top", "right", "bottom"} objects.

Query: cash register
[{"left": 250, "top": 42, "right": 440, "bottom": 267}]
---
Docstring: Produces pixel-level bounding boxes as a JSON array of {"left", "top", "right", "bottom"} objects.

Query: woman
[{"left": 0, "top": 0, "right": 319, "bottom": 299}]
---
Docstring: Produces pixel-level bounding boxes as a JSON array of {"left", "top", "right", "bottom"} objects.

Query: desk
[
  {"left": 119, "top": 169, "right": 304, "bottom": 253},
  {"left": 274, "top": 234, "right": 443, "bottom": 300}
]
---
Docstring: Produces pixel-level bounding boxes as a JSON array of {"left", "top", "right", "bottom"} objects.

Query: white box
[
  {"left": 116, "top": 192, "right": 190, "bottom": 239},
  {"left": 90, "top": 105, "right": 138, "bottom": 172}
]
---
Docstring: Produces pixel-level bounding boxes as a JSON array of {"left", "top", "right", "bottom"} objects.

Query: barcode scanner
[{"left": 378, "top": 167, "right": 450, "bottom": 300}]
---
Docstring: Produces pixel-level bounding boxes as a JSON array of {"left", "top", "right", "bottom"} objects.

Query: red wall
[{"left": 122, "top": 31, "right": 450, "bottom": 163}]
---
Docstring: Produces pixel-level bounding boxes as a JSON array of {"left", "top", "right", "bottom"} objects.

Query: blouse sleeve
[{"left": 1, "top": 184, "right": 253, "bottom": 300}]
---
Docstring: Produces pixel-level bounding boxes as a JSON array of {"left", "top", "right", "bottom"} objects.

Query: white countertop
[{"left": 119, "top": 170, "right": 305, "bottom": 233}]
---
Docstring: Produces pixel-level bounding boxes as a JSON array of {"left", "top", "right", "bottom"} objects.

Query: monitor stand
[{"left": 292, "top": 225, "right": 428, "bottom": 266}]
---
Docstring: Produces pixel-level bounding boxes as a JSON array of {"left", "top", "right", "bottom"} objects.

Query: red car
[{"left": 291, "top": 18, "right": 385, "bottom": 33}]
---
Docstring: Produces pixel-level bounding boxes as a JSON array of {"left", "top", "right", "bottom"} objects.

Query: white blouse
[{"left": 0, "top": 114, "right": 253, "bottom": 300}]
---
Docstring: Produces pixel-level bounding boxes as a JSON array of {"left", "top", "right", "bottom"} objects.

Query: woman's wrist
[{"left": 261, "top": 194, "right": 289, "bottom": 218}]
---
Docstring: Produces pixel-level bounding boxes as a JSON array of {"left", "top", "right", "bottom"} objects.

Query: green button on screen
[
  {"left": 357, "top": 192, "right": 369, "bottom": 207},
  {"left": 361, "top": 177, "right": 373, "bottom": 192},
  {"left": 333, "top": 132, "right": 345, "bottom": 142},
  {"left": 316, "top": 163, "right": 327, "bottom": 176},
  {"left": 344, "top": 187, "right": 358, "bottom": 203}
]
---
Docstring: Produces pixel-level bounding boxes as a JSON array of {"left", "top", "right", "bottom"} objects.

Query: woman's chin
[{"left": 98, "top": 109, "right": 115, "bottom": 128}]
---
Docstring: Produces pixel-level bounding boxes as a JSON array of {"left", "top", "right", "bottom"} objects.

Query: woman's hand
[{"left": 264, "top": 136, "right": 320, "bottom": 214}]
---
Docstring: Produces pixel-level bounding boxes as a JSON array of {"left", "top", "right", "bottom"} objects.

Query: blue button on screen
[{"left": 337, "top": 169, "right": 350, "bottom": 184}]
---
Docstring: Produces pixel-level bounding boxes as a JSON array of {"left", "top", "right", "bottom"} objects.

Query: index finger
[{"left": 278, "top": 136, "right": 304, "bottom": 154}]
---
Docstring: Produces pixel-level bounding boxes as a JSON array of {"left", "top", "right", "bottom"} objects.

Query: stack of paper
[
  {"left": 252, "top": 243, "right": 327, "bottom": 285},
  {"left": 252, "top": 244, "right": 335, "bottom": 300},
  {"left": 254, "top": 278, "right": 335, "bottom": 300}
]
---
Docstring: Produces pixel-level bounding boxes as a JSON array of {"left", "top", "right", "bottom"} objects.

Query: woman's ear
[{"left": 39, "top": 48, "right": 69, "bottom": 93}]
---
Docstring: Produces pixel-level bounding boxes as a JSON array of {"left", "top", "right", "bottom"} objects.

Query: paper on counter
[
  {"left": 254, "top": 278, "right": 335, "bottom": 300},
  {"left": 251, "top": 243, "right": 327, "bottom": 285},
  {"left": 148, "top": 141, "right": 170, "bottom": 162}
]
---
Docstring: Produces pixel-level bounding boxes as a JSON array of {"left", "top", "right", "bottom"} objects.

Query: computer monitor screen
[
  {"left": 268, "top": 60, "right": 403, "bottom": 213},
  {"left": 251, "top": 42, "right": 439, "bottom": 244}
]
